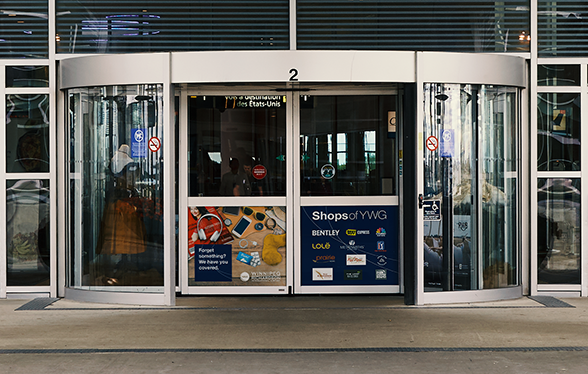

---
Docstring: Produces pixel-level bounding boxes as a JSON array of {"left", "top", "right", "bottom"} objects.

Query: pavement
[{"left": 1, "top": 295, "right": 588, "bottom": 373}]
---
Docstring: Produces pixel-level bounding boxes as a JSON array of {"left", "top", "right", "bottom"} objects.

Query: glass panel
[
  {"left": 298, "top": 0, "right": 529, "bottom": 53},
  {"left": 68, "top": 85, "right": 164, "bottom": 291},
  {"left": 6, "top": 94, "right": 50, "bottom": 173},
  {"left": 6, "top": 180, "right": 50, "bottom": 286},
  {"left": 300, "top": 95, "right": 397, "bottom": 196},
  {"left": 423, "top": 83, "right": 519, "bottom": 292},
  {"left": 538, "top": 0, "right": 588, "bottom": 57},
  {"left": 480, "top": 86, "right": 518, "bottom": 289},
  {"left": 537, "top": 65, "right": 580, "bottom": 86},
  {"left": 6, "top": 66, "right": 49, "bottom": 88},
  {"left": 537, "top": 93, "right": 580, "bottom": 171},
  {"left": 188, "top": 95, "right": 286, "bottom": 197},
  {"left": 537, "top": 178, "right": 581, "bottom": 284},
  {"left": 188, "top": 206, "right": 286, "bottom": 286},
  {"left": 0, "top": 2, "right": 48, "bottom": 58},
  {"left": 56, "top": 0, "right": 289, "bottom": 53},
  {"left": 423, "top": 83, "right": 476, "bottom": 291}
]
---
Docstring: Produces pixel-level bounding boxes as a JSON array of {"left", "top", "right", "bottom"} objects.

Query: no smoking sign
[
  {"left": 148, "top": 137, "right": 161, "bottom": 152},
  {"left": 426, "top": 136, "right": 438, "bottom": 152}
]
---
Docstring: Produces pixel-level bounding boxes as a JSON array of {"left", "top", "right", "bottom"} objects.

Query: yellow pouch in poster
[{"left": 262, "top": 233, "right": 285, "bottom": 266}]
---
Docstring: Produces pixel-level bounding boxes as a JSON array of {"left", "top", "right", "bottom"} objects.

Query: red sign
[
  {"left": 252, "top": 165, "right": 267, "bottom": 180},
  {"left": 426, "top": 136, "right": 438, "bottom": 152},
  {"left": 148, "top": 137, "right": 161, "bottom": 152}
]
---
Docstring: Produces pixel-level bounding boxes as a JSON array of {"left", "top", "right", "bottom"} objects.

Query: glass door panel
[
  {"left": 422, "top": 83, "right": 519, "bottom": 292},
  {"left": 186, "top": 94, "right": 289, "bottom": 289},
  {"left": 68, "top": 85, "right": 165, "bottom": 291}
]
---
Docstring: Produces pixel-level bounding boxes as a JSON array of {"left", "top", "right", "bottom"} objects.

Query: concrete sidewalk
[{"left": 1, "top": 295, "right": 587, "bottom": 373}]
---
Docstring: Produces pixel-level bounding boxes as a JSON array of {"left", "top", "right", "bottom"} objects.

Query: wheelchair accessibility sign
[{"left": 423, "top": 200, "right": 441, "bottom": 221}]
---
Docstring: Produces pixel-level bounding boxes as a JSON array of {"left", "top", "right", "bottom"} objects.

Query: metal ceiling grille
[
  {"left": 0, "top": 3, "right": 49, "bottom": 58},
  {"left": 56, "top": 0, "right": 289, "bottom": 53},
  {"left": 297, "top": 0, "right": 530, "bottom": 53},
  {"left": 538, "top": 1, "right": 588, "bottom": 57}
]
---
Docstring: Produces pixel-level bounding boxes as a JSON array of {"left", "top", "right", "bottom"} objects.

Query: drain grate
[
  {"left": 15, "top": 298, "right": 59, "bottom": 311},
  {"left": 529, "top": 296, "right": 574, "bottom": 308}
]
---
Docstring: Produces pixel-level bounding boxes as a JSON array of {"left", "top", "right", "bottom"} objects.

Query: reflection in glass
[
  {"left": 537, "top": 93, "right": 580, "bottom": 171},
  {"left": 423, "top": 84, "right": 519, "bottom": 291},
  {"left": 537, "top": 178, "right": 581, "bottom": 284},
  {"left": 68, "top": 85, "right": 164, "bottom": 291},
  {"left": 188, "top": 96, "right": 286, "bottom": 197},
  {"left": 6, "top": 180, "right": 50, "bottom": 286},
  {"left": 6, "top": 94, "right": 50, "bottom": 173},
  {"left": 6, "top": 66, "right": 49, "bottom": 88},
  {"left": 300, "top": 95, "right": 397, "bottom": 196},
  {"left": 537, "top": 65, "right": 580, "bottom": 86}
]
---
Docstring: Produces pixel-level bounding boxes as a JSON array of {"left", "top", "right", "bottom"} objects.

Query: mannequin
[{"left": 95, "top": 144, "right": 147, "bottom": 285}]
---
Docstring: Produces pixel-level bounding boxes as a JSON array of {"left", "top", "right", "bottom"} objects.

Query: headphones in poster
[{"left": 197, "top": 214, "right": 224, "bottom": 242}]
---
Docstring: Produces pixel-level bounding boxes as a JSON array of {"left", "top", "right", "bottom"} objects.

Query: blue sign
[
  {"left": 300, "top": 206, "right": 398, "bottom": 286},
  {"left": 440, "top": 129, "right": 454, "bottom": 158},
  {"left": 131, "top": 128, "right": 148, "bottom": 158},
  {"left": 193, "top": 244, "right": 232, "bottom": 282}
]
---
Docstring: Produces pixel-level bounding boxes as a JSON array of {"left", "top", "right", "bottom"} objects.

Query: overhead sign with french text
[{"left": 300, "top": 206, "right": 398, "bottom": 286}]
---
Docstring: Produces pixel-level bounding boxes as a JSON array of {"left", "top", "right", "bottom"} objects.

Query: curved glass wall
[
  {"left": 423, "top": 84, "right": 519, "bottom": 291},
  {"left": 68, "top": 85, "right": 164, "bottom": 292}
]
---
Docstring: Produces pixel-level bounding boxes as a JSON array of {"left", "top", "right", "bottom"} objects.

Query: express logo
[
  {"left": 313, "top": 255, "right": 336, "bottom": 263},
  {"left": 346, "top": 229, "right": 357, "bottom": 236},
  {"left": 376, "top": 228, "right": 387, "bottom": 237},
  {"left": 312, "top": 243, "right": 331, "bottom": 250}
]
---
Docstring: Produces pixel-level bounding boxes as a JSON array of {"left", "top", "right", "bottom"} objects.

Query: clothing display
[{"left": 96, "top": 193, "right": 147, "bottom": 255}]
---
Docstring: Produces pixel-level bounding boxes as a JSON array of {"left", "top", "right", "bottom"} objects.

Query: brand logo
[
  {"left": 357, "top": 230, "right": 370, "bottom": 235},
  {"left": 344, "top": 270, "right": 363, "bottom": 280},
  {"left": 313, "top": 268, "right": 333, "bottom": 281},
  {"left": 376, "top": 228, "right": 387, "bottom": 237},
  {"left": 313, "top": 255, "right": 336, "bottom": 264},
  {"left": 377, "top": 255, "right": 387, "bottom": 266},
  {"left": 240, "top": 272, "right": 250, "bottom": 282},
  {"left": 311, "top": 210, "right": 388, "bottom": 222},
  {"left": 346, "top": 229, "right": 357, "bottom": 236},
  {"left": 346, "top": 254, "right": 367, "bottom": 266},
  {"left": 377, "top": 241, "right": 385, "bottom": 250},
  {"left": 312, "top": 243, "right": 331, "bottom": 250},
  {"left": 312, "top": 230, "right": 340, "bottom": 237},
  {"left": 349, "top": 240, "right": 355, "bottom": 246},
  {"left": 375, "top": 269, "right": 387, "bottom": 280}
]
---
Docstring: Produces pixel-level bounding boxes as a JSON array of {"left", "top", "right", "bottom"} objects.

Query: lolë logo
[{"left": 312, "top": 243, "right": 331, "bottom": 250}]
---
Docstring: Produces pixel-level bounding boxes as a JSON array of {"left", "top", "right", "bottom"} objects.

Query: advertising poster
[
  {"left": 300, "top": 206, "right": 398, "bottom": 286},
  {"left": 188, "top": 206, "right": 287, "bottom": 286}
]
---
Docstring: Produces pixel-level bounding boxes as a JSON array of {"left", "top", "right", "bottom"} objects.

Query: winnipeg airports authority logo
[{"left": 313, "top": 268, "right": 333, "bottom": 281}]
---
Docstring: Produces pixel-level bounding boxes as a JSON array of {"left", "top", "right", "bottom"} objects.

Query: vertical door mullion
[
  {"left": 0, "top": 66, "right": 5, "bottom": 298},
  {"left": 179, "top": 89, "right": 189, "bottom": 294},
  {"left": 290, "top": 86, "right": 300, "bottom": 294}
]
